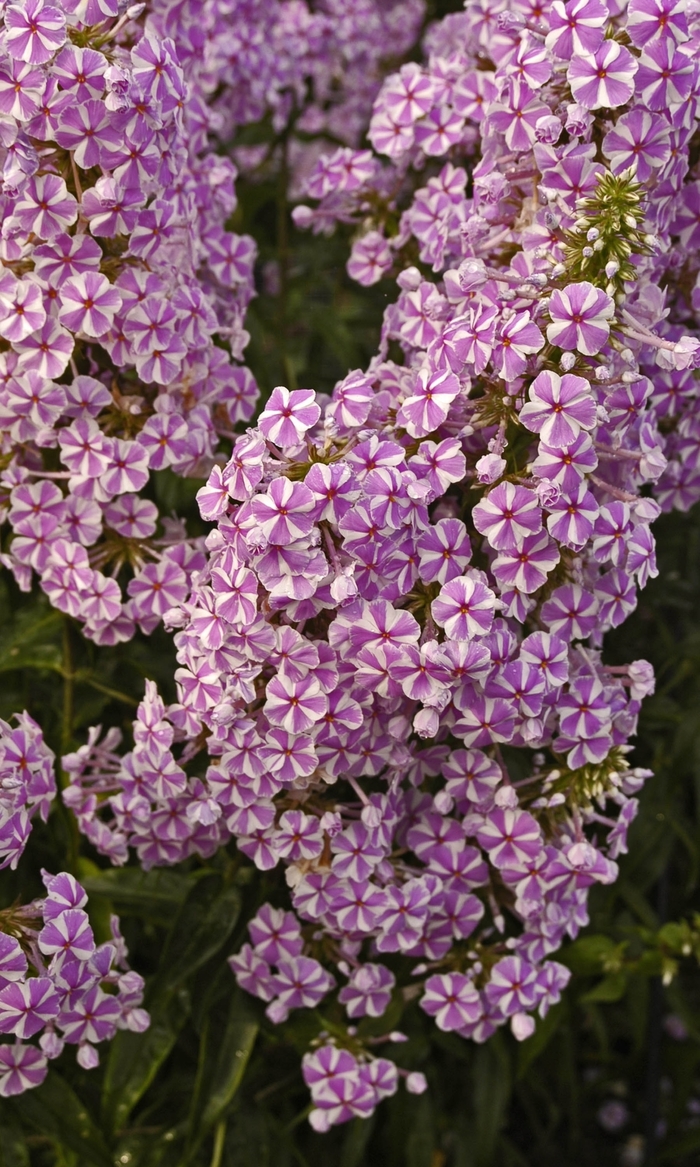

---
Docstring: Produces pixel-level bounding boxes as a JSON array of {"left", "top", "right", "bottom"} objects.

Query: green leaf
[
  {"left": 636, "top": 949, "right": 664, "bottom": 976},
  {"left": 617, "top": 879, "right": 659, "bottom": 928},
  {"left": 222, "top": 1110, "right": 275, "bottom": 1167},
  {"left": 516, "top": 1003, "right": 565, "bottom": 1078},
  {"left": 658, "top": 1127, "right": 700, "bottom": 1162},
  {"left": 81, "top": 866, "right": 192, "bottom": 921},
  {"left": 198, "top": 993, "right": 259, "bottom": 1133},
  {"left": 580, "top": 972, "right": 628, "bottom": 1003},
  {"left": 657, "top": 920, "right": 692, "bottom": 949},
  {"left": 101, "top": 988, "right": 191, "bottom": 1136},
  {"left": 113, "top": 1128, "right": 185, "bottom": 1167},
  {"left": 0, "top": 1120, "right": 29, "bottom": 1167},
  {"left": 154, "top": 873, "right": 242, "bottom": 993},
  {"left": 473, "top": 1035, "right": 511, "bottom": 1166},
  {"left": 339, "top": 1115, "right": 378, "bottom": 1167},
  {"left": 558, "top": 934, "right": 621, "bottom": 975},
  {"left": 101, "top": 875, "right": 243, "bottom": 1136},
  {"left": 405, "top": 1093, "right": 436, "bottom": 1167},
  {"left": 0, "top": 605, "right": 63, "bottom": 674},
  {"left": 9, "top": 1072, "right": 111, "bottom": 1167},
  {"left": 152, "top": 469, "right": 203, "bottom": 518}
]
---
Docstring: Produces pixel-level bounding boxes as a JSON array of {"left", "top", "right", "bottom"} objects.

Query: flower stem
[
  {"left": 74, "top": 673, "right": 139, "bottom": 707},
  {"left": 209, "top": 1121, "right": 226, "bottom": 1167},
  {"left": 59, "top": 618, "right": 80, "bottom": 871},
  {"left": 277, "top": 130, "right": 296, "bottom": 390},
  {"left": 61, "top": 619, "right": 73, "bottom": 766}
]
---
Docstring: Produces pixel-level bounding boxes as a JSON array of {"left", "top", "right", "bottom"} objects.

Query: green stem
[
  {"left": 59, "top": 619, "right": 80, "bottom": 870},
  {"left": 209, "top": 1121, "right": 226, "bottom": 1167},
  {"left": 277, "top": 131, "right": 296, "bottom": 390},
  {"left": 283, "top": 1104, "right": 312, "bottom": 1134},
  {"left": 60, "top": 619, "right": 73, "bottom": 763},
  {"left": 73, "top": 673, "right": 138, "bottom": 707}
]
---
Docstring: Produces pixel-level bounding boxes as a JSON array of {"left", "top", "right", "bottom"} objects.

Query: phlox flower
[
  {"left": 5, "top": 0, "right": 66, "bottom": 65},
  {"left": 58, "top": 272, "right": 122, "bottom": 339},
  {"left": 431, "top": 572, "right": 498, "bottom": 639},
  {"left": 568, "top": 41, "right": 638, "bottom": 109},
  {"left": 420, "top": 973, "right": 482, "bottom": 1031},
  {"left": 398, "top": 367, "right": 461, "bottom": 437},
  {"left": 546, "top": 282, "right": 615, "bottom": 355},
  {"left": 520, "top": 371, "right": 597, "bottom": 447},
  {"left": 473, "top": 483, "right": 542, "bottom": 551},
  {"left": 259, "top": 386, "right": 321, "bottom": 448}
]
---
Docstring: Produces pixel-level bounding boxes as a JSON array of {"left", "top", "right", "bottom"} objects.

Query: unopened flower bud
[
  {"left": 266, "top": 1000, "right": 289, "bottom": 1024},
  {"left": 498, "top": 10, "right": 526, "bottom": 27},
  {"left": 405, "top": 1072, "right": 428, "bottom": 1094},
  {"left": 320, "top": 811, "right": 342, "bottom": 836},
  {"left": 361, "top": 803, "right": 383, "bottom": 828},
  {"left": 330, "top": 565, "right": 358, "bottom": 605},
  {"left": 413, "top": 707, "right": 439, "bottom": 738},
  {"left": 534, "top": 477, "right": 560, "bottom": 507},
  {"left": 511, "top": 1013, "right": 536, "bottom": 1041},
  {"left": 77, "top": 1043, "right": 100, "bottom": 1070},
  {"left": 494, "top": 786, "right": 519, "bottom": 809},
  {"left": 125, "top": 1007, "right": 150, "bottom": 1033},
  {"left": 40, "top": 1030, "right": 64, "bottom": 1060},
  {"left": 475, "top": 452, "right": 506, "bottom": 484},
  {"left": 457, "top": 257, "right": 488, "bottom": 290},
  {"left": 396, "top": 266, "right": 422, "bottom": 291},
  {"left": 534, "top": 115, "right": 562, "bottom": 145},
  {"left": 433, "top": 790, "right": 454, "bottom": 814},
  {"left": 291, "top": 205, "right": 314, "bottom": 230}
]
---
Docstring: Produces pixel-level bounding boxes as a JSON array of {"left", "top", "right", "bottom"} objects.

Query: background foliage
[{"left": 3, "top": 38, "right": 700, "bottom": 1167}]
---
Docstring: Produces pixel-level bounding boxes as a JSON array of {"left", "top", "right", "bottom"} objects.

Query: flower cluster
[
  {"left": 0, "top": 0, "right": 258, "bottom": 646},
  {"left": 62, "top": 685, "right": 226, "bottom": 866},
  {"left": 13, "top": 0, "right": 700, "bottom": 1136},
  {"left": 149, "top": 0, "right": 425, "bottom": 160},
  {"left": 297, "top": 0, "right": 700, "bottom": 512},
  {"left": 301, "top": 1041, "right": 429, "bottom": 1133},
  {"left": 66, "top": 328, "right": 657, "bottom": 1127},
  {"left": 0, "top": 712, "right": 56, "bottom": 870},
  {"left": 140, "top": 0, "right": 700, "bottom": 1125},
  {"left": 0, "top": 870, "right": 148, "bottom": 1096}
]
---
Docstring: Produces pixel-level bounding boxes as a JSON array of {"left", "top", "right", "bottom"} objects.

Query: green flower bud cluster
[{"left": 562, "top": 167, "right": 656, "bottom": 300}]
